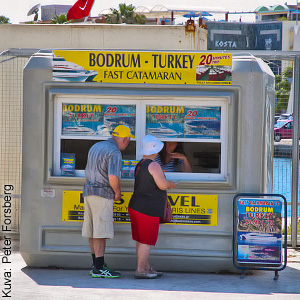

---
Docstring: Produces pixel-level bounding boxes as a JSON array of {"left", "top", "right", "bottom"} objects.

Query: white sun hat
[{"left": 142, "top": 135, "right": 164, "bottom": 155}]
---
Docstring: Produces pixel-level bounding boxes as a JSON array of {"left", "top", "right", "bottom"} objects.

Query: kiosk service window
[{"left": 53, "top": 95, "right": 229, "bottom": 182}]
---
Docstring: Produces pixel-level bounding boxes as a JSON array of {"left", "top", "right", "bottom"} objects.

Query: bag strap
[{"left": 135, "top": 159, "right": 145, "bottom": 177}]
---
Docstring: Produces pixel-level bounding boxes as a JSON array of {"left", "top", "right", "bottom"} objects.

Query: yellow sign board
[
  {"left": 62, "top": 191, "right": 218, "bottom": 226},
  {"left": 53, "top": 50, "right": 232, "bottom": 86},
  {"left": 62, "top": 190, "right": 85, "bottom": 221}
]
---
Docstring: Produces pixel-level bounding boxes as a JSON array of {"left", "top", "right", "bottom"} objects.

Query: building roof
[
  {"left": 101, "top": 5, "right": 225, "bottom": 18},
  {"left": 270, "top": 4, "right": 290, "bottom": 11},
  {"left": 255, "top": 4, "right": 294, "bottom": 13}
]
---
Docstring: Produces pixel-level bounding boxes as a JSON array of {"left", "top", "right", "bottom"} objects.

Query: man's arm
[{"left": 109, "top": 175, "right": 121, "bottom": 201}]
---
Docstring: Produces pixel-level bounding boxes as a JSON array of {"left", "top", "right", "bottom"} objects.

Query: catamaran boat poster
[
  {"left": 146, "top": 105, "right": 221, "bottom": 139},
  {"left": 62, "top": 103, "right": 136, "bottom": 137},
  {"left": 53, "top": 56, "right": 98, "bottom": 82}
]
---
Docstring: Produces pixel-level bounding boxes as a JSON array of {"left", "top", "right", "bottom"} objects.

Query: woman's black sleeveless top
[{"left": 129, "top": 159, "right": 166, "bottom": 217}]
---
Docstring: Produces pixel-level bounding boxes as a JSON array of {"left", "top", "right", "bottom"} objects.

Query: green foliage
[
  {"left": 52, "top": 13, "right": 68, "bottom": 24},
  {"left": 283, "top": 66, "right": 293, "bottom": 78},
  {"left": 283, "top": 218, "right": 300, "bottom": 235},
  {"left": 275, "top": 67, "right": 293, "bottom": 114},
  {"left": 277, "top": 17, "right": 288, "bottom": 21},
  {"left": 277, "top": 78, "right": 291, "bottom": 90},
  {"left": 275, "top": 74, "right": 282, "bottom": 85},
  {"left": 0, "top": 15, "right": 10, "bottom": 24},
  {"left": 105, "top": 8, "right": 121, "bottom": 24},
  {"left": 134, "top": 13, "right": 147, "bottom": 24},
  {"left": 120, "top": 3, "right": 135, "bottom": 23},
  {"left": 104, "top": 3, "right": 146, "bottom": 24}
]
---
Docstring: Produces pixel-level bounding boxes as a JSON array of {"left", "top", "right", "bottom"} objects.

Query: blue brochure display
[
  {"left": 61, "top": 153, "right": 76, "bottom": 176},
  {"left": 121, "top": 160, "right": 138, "bottom": 179},
  {"left": 233, "top": 193, "right": 287, "bottom": 280}
]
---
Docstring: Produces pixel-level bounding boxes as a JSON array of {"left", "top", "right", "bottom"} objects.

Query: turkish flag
[{"left": 67, "top": 0, "right": 95, "bottom": 21}]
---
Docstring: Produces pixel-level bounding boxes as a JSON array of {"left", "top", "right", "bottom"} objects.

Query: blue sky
[{"left": 2, "top": 0, "right": 294, "bottom": 24}]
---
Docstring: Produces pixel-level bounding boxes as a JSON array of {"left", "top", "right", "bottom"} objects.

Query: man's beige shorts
[{"left": 82, "top": 195, "right": 114, "bottom": 239}]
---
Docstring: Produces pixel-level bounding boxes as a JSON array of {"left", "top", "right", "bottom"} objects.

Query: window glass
[
  {"left": 53, "top": 98, "right": 138, "bottom": 176},
  {"left": 60, "top": 139, "right": 136, "bottom": 170},
  {"left": 52, "top": 96, "right": 229, "bottom": 182},
  {"left": 184, "top": 142, "right": 221, "bottom": 173},
  {"left": 143, "top": 100, "right": 226, "bottom": 180}
]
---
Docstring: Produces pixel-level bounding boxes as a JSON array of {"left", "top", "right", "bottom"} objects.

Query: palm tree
[
  {"left": 104, "top": 3, "right": 146, "bottom": 24},
  {"left": 52, "top": 14, "right": 68, "bottom": 24},
  {"left": 0, "top": 15, "right": 10, "bottom": 24},
  {"left": 134, "top": 13, "right": 147, "bottom": 25},
  {"left": 107, "top": 8, "right": 121, "bottom": 24},
  {"left": 119, "top": 3, "right": 135, "bottom": 24}
]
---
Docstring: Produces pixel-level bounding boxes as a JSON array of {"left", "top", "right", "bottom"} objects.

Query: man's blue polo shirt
[{"left": 83, "top": 138, "right": 122, "bottom": 200}]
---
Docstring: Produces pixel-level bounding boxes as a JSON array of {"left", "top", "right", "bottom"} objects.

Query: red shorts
[{"left": 128, "top": 207, "right": 160, "bottom": 246}]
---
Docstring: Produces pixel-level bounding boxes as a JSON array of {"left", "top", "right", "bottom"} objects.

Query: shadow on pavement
[{"left": 21, "top": 264, "right": 300, "bottom": 295}]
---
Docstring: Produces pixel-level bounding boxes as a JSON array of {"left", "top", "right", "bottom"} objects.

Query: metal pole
[
  {"left": 291, "top": 55, "right": 300, "bottom": 247},
  {"left": 297, "top": 1, "right": 299, "bottom": 24}
]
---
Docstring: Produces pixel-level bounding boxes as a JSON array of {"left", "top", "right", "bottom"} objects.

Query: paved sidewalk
[{"left": 1, "top": 247, "right": 300, "bottom": 300}]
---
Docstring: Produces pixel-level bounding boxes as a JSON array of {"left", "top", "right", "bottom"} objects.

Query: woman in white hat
[{"left": 128, "top": 135, "right": 176, "bottom": 279}]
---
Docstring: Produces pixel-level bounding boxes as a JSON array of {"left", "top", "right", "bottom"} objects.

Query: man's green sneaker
[
  {"left": 89, "top": 263, "right": 120, "bottom": 277},
  {"left": 91, "top": 266, "right": 120, "bottom": 278}
]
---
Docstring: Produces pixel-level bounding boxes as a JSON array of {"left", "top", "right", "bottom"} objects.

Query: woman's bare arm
[{"left": 148, "top": 161, "right": 176, "bottom": 190}]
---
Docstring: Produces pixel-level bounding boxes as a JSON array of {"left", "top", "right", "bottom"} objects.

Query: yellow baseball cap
[{"left": 112, "top": 125, "right": 135, "bottom": 139}]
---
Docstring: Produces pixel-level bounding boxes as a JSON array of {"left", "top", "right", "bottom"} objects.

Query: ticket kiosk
[{"left": 21, "top": 50, "right": 275, "bottom": 272}]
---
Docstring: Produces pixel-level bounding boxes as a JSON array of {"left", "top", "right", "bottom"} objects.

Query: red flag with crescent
[{"left": 67, "top": 0, "right": 95, "bottom": 21}]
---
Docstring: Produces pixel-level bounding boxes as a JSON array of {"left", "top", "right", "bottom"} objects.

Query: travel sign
[
  {"left": 62, "top": 191, "right": 218, "bottom": 226},
  {"left": 52, "top": 50, "right": 232, "bottom": 85}
]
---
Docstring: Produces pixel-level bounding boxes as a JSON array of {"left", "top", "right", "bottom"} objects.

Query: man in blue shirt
[{"left": 82, "top": 125, "right": 134, "bottom": 278}]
